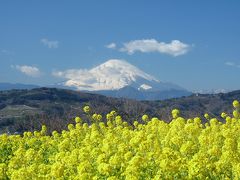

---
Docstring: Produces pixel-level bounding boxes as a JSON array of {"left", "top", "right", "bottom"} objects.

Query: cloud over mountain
[
  {"left": 106, "top": 39, "right": 191, "bottom": 56},
  {"left": 119, "top": 39, "right": 190, "bottom": 56}
]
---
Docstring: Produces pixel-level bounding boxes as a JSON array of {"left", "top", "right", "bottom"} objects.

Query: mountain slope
[
  {"left": 95, "top": 86, "right": 191, "bottom": 100},
  {"left": 55, "top": 59, "right": 191, "bottom": 100},
  {"left": 57, "top": 59, "right": 159, "bottom": 91}
]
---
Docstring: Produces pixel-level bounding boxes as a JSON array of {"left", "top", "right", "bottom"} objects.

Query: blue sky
[{"left": 0, "top": 0, "right": 240, "bottom": 91}]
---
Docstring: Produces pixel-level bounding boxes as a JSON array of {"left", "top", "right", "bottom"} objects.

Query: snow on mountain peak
[
  {"left": 138, "top": 84, "right": 153, "bottom": 91},
  {"left": 54, "top": 59, "right": 160, "bottom": 91}
]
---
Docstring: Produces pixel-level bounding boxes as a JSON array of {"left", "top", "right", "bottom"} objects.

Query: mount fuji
[{"left": 55, "top": 59, "right": 192, "bottom": 100}]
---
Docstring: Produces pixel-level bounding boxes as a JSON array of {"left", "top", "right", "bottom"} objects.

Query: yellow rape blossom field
[{"left": 0, "top": 101, "right": 240, "bottom": 179}]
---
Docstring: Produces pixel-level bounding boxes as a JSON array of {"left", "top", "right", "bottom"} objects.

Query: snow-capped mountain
[
  {"left": 55, "top": 59, "right": 159, "bottom": 91},
  {"left": 55, "top": 59, "right": 192, "bottom": 100}
]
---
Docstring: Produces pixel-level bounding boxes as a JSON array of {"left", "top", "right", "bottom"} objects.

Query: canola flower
[{"left": 0, "top": 101, "right": 240, "bottom": 179}]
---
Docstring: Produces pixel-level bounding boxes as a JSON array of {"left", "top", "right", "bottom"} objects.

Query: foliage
[
  {"left": 1, "top": 88, "right": 240, "bottom": 134},
  {"left": 0, "top": 101, "right": 240, "bottom": 179}
]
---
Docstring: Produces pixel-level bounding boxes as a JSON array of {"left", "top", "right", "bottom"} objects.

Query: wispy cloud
[
  {"left": 119, "top": 39, "right": 190, "bottom": 56},
  {"left": 225, "top": 62, "right": 235, "bottom": 66},
  {"left": 225, "top": 62, "right": 240, "bottom": 68},
  {"left": 13, "top": 65, "right": 41, "bottom": 77},
  {"left": 105, "top": 43, "right": 116, "bottom": 49},
  {"left": 40, "top": 38, "right": 59, "bottom": 49},
  {"left": 0, "top": 49, "right": 14, "bottom": 55}
]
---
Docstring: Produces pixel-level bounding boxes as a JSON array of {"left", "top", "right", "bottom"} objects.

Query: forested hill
[{"left": 0, "top": 87, "right": 239, "bottom": 134}]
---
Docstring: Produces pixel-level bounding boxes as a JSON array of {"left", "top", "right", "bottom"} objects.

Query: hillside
[{"left": 0, "top": 87, "right": 239, "bottom": 134}]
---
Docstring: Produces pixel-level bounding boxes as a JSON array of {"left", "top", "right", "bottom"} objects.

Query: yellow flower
[
  {"left": 172, "top": 109, "right": 180, "bottom": 118},
  {"left": 98, "top": 163, "right": 111, "bottom": 176},
  {"left": 75, "top": 117, "right": 82, "bottom": 123},
  {"left": 2, "top": 101, "right": 240, "bottom": 179},
  {"left": 133, "top": 121, "right": 139, "bottom": 128},
  {"left": 51, "top": 162, "right": 64, "bottom": 178},
  {"left": 68, "top": 123, "right": 74, "bottom": 131},
  {"left": 110, "top": 110, "right": 117, "bottom": 116},
  {"left": 97, "top": 114, "right": 102, "bottom": 121},
  {"left": 124, "top": 151, "right": 133, "bottom": 161},
  {"left": 109, "top": 155, "right": 121, "bottom": 167},
  {"left": 115, "top": 115, "right": 122, "bottom": 125},
  {"left": 142, "top": 114, "right": 149, "bottom": 122},
  {"left": 204, "top": 113, "right": 210, "bottom": 120},
  {"left": 233, "top": 110, "right": 240, "bottom": 119},
  {"left": 221, "top": 112, "right": 227, "bottom": 119},
  {"left": 0, "top": 163, "right": 7, "bottom": 178},
  {"left": 83, "top": 105, "right": 90, "bottom": 113},
  {"left": 233, "top": 100, "right": 240, "bottom": 108},
  {"left": 52, "top": 130, "right": 59, "bottom": 137}
]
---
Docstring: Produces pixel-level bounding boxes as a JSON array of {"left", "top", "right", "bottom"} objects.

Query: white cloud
[
  {"left": 225, "top": 62, "right": 240, "bottom": 68},
  {"left": 225, "top": 62, "right": 235, "bottom": 66},
  {"left": 52, "top": 69, "right": 91, "bottom": 80},
  {"left": 14, "top": 65, "right": 41, "bottom": 77},
  {"left": 105, "top": 43, "right": 116, "bottom": 49},
  {"left": 119, "top": 39, "right": 190, "bottom": 56},
  {"left": 41, "top": 38, "right": 59, "bottom": 49},
  {"left": 0, "top": 49, "right": 14, "bottom": 55}
]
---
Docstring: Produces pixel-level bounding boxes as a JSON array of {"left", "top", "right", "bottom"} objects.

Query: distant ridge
[{"left": 0, "top": 82, "right": 39, "bottom": 91}]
